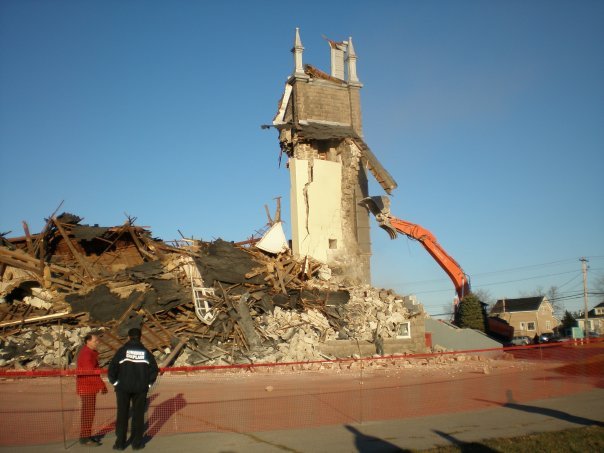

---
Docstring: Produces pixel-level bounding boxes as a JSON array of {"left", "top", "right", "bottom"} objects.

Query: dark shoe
[
  {"left": 79, "top": 438, "right": 100, "bottom": 447},
  {"left": 132, "top": 444, "right": 145, "bottom": 450},
  {"left": 112, "top": 444, "right": 125, "bottom": 451}
]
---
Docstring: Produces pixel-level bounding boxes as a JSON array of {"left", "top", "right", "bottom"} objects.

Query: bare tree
[
  {"left": 545, "top": 286, "right": 564, "bottom": 319},
  {"left": 473, "top": 288, "right": 495, "bottom": 312},
  {"left": 519, "top": 285, "right": 563, "bottom": 318}
]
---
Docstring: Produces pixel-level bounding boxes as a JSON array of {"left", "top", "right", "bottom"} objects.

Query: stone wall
[
  {"left": 326, "top": 140, "right": 370, "bottom": 284},
  {"left": 294, "top": 80, "right": 353, "bottom": 126}
]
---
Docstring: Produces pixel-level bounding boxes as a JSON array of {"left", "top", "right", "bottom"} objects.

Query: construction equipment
[
  {"left": 361, "top": 196, "right": 515, "bottom": 340},
  {"left": 359, "top": 196, "right": 470, "bottom": 301}
]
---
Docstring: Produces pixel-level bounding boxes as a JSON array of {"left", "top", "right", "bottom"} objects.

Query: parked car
[
  {"left": 511, "top": 336, "right": 531, "bottom": 346},
  {"left": 536, "top": 333, "right": 560, "bottom": 344}
]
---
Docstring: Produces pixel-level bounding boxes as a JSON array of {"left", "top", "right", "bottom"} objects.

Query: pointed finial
[
  {"left": 294, "top": 27, "right": 303, "bottom": 49},
  {"left": 291, "top": 28, "right": 309, "bottom": 80},
  {"left": 347, "top": 36, "right": 356, "bottom": 57},
  {"left": 346, "top": 36, "right": 361, "bottom": 86}
]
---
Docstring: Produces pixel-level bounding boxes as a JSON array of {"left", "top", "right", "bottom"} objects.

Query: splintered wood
[{"left": 0, "top": 212, "right": 326, "bottom": 367}]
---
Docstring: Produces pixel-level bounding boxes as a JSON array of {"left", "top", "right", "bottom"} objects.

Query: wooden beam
[
  {"left": 21, "top": 222, "right": 34, "bottom": 255},
  {"left": 0, "top": 250, "right": 43, "bottom": 275},
  {"left": 158, "top": 337, "right": 187, "bottom": 368},
  {"left": 0, "top": 311, "right": 72, "bottom": 328},
  {"left": 51, "top": 217, "right": 97, "bottom": 280},
  {"left": 91, "top": 222, "right": 128, "bottom": 266},
  {"left": 126, "top": 226, "right": 156, "bottom": 261},
  {"left": 234, "top": 294, "right": 261, "bottom": 349}
]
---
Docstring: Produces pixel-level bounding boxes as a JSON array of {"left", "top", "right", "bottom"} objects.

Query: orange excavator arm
[{"left": 360, "top": 196, "right": 470, "bottom": 301}]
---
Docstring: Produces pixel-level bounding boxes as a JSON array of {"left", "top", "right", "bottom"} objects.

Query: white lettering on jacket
[{"left": 119, "top": 349, "right": 149, "bottom": 364}]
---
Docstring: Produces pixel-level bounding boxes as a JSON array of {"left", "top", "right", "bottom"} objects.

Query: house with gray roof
[
  {"left": 489, "top": 296, "right": 559, "bottom": 338},
  {"left": 576, "top": 301, "right": 604, "bottom": 336}
]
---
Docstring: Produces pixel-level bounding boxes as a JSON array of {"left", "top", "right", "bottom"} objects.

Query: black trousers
[{"left": 115, "top": 390, "right": 147, "bottom": 447}]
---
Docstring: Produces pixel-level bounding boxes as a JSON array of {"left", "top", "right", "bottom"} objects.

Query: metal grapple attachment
[{"left": 358, "top": 196, "right": 398, "bottom": 240}]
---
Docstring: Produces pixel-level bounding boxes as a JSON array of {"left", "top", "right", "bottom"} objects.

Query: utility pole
[{"left": 580, "top": 257, "right": 589, "bottom": 339}]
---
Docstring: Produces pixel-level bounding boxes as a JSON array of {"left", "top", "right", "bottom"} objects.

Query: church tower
[{"left": 272, "top": 29, "right": 397, "bottom": 284}]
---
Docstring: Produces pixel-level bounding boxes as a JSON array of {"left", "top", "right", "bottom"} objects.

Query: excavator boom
[{"left": 360, "top": 196, "right": 470, "bottom": 300}]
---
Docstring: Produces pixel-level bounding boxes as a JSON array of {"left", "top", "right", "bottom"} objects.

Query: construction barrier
[{"left": 0, "top": 339, "right": 602, "bottom": 447}]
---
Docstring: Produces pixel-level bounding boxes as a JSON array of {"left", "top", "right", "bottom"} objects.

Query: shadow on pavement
[
  {"left": 144, "top": 392, "right": 188, "bottom": 442},
  {"left": 475, "top": 390, "right": 604, "bottom": 428},
  {"left": 433, "top": 430, "right": 499, "bottom": 452},
  {"left": 344, "top": 425, "right": 410, "bottom": 452}
]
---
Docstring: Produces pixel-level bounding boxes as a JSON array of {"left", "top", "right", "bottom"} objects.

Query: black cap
[{"left": 128, "top": 328, "right": 142, "bottom": 339}]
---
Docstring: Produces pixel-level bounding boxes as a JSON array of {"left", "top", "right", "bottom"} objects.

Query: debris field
[{"left": 0, "top": 212, "right": 423, "bottom": 369}]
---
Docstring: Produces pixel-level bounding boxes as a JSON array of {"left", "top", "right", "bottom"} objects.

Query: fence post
[{"left": 59, "top": 322, "right": 68, "bottom": 448}]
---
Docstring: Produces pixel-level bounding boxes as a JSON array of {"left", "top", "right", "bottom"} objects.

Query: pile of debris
[{"left": 0, "top": 213, "right": 423, "bottom": 369}]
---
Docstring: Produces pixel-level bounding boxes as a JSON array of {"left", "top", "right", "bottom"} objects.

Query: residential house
[
  {"left": 489, "top": 296, "right": 559, "bottom": 338},
  {"left": 576, "top": 301, "right": 604, "bottom": 336}
]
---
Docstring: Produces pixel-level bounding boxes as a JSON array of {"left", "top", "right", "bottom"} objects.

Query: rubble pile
[
  {"left": 0, "top": 326, "right": 95, "bottom": 369},
  {"left": 337, "top": 286, "right": 413, "bottom": 341},
  {"left": 0, "top": 213, "right": 421, "bottom": 369}
]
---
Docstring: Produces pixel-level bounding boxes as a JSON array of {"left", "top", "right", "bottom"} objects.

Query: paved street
[{"left": 2, "top": 388, "right": 602, "bottom": 452}]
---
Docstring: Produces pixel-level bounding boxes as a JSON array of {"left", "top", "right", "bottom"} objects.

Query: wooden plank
[
  {"left": 244, "top": 266, "right": 265, "bottom": 279},
  {"left": 97, "top": 330, "right": 123, "bottom": 362},
  {"left": 48, "top": 277, "right": 84, "bottom": 291},
  {"left": 0, "top": 247, "right": 41, "bottom": 265},
  {"left": 143, "top": 309, "right": 174, "bottom": 343},
  {"left": 51, "top": 217, "right": 97, "bottom": 280},
  {"left": 0, "top": 253, "right": 42, "bottom": 275},
  {"left": 112, "top": 302, "right": 140, "bottom": 328},
  {"left": 275, "top": 262, "right": 288, "bottom": 294},
  {"left": 32, "top": 201, "right": 63, "bottom": 257},
  {"left": 137, "top": 233, "right": 165, "bottom": 259},
  {"left": 126, "top": 226, "right": 156, "bottom": 261},
  {"left": 234, "top": 294, "right": 261, "bottom": 349},
  {"left": 22, "top": 221, "right": 34, "bottom": 255},
  {"left": 158, "top": 338, "right": 187, "bottom": 368},
  {"left": 91, "top": 222, "right": 128, "bottom": 266},
  {"left": 0, "top": 311, "right": 72, "bottom": 328}
]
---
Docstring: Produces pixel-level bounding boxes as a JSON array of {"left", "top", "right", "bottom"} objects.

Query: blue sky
[{"left": 1, "top": 0, "right": 603, "bottom": 316}]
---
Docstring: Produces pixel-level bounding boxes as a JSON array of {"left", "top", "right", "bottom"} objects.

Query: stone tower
[{"left": 272, "top": 29, "right": 397, "bottom": 285}]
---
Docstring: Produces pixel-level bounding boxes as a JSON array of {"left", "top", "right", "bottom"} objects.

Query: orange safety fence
[{"left": 0, "top": 339, "right": 602, "bottom": 447}]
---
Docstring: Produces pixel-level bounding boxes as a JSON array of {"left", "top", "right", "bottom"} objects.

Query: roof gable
[{"left": 491, "top": 296, "right": 546, "bottom": 314}]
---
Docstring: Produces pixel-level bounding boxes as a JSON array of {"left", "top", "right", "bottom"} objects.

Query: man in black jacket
[{"left": 108, "top": 328, "right": 159, "bottom": 451}]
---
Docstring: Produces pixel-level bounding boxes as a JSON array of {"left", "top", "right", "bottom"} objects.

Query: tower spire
[
  {"left": 291, "top": 28, "right": 309, "bottom": 80},
  {"left": 346, "top": 36, "right": 361, "bottom": 86}
]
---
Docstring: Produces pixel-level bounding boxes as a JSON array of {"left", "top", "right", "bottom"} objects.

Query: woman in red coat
[{"left": 77, "top": 332, "right": 107, "bottom": 446}]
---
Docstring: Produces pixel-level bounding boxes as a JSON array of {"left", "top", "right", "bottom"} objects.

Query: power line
[
  {"left": 556, "top": 272, "right": 582, "bottom": 290},
  {"left": 401, "top": 258, "right": 603, "bottom": 286},
  {"left": 407, "top": 270, "right": 576, "bottom": 293},
  {"left": 472, "top": 258, "right": 581, "bottom": 277}
]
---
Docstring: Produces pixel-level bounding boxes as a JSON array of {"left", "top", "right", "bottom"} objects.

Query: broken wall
[
  {"left": 289, "top": 158, "right": 343, "bottom": 264},
  {"left": 281, "top": 63, "right": 371, "bottom": 284}
]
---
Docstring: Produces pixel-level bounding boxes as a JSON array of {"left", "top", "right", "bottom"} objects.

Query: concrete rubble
[{"left": 0, "top": 212, "right": 426, "bottom": 370}]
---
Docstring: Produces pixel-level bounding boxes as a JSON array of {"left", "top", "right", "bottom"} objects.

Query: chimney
[{"left": 328, "top": 40, "right": 347, "bottom": 79}]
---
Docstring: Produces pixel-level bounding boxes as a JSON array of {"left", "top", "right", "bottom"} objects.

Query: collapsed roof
[{"left": 0, "top": 212, "right": 423, "bottom": 369}]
